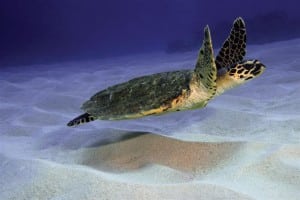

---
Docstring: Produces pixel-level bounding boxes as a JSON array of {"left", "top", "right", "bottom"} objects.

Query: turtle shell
[{"left": 82, "top": 70, "right": 192, "bottom": 120}]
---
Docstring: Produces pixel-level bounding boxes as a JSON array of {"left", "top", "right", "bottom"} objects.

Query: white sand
[{"left": 0, "top": 39, "right": 300, "bottom": 200}]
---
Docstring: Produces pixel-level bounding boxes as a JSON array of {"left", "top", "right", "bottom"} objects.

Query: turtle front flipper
[
  {"left": 67, "top": 113, "right": 95, "bottom": 126},
  {"left": 215, "top": 17, "right": 246, "bottom": 71},
  {"left": 194, "top": 26, "right": 217, "bottom": 97}
]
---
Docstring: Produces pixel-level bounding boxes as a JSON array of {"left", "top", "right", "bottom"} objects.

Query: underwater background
[
  {"left": 1, "top": 0, "right": 300, "bottom": 66},
  {"left": 0, "top": 1, "right": 300, "bottom": 200}
]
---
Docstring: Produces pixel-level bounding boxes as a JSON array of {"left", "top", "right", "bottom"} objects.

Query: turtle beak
[{"left": 253, "top": 60, "right": 266, "bottom": 76}]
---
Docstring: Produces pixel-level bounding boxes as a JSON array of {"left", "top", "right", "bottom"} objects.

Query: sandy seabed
[{"left": 0, "top": 39, "right": 300, "bottom": 200}]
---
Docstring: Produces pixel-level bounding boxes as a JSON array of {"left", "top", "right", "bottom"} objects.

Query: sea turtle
[{"left": 67, "top": 17, "right": 265, "bottom": 127}]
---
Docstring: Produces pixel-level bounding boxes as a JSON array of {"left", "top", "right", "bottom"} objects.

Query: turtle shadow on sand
[{"left": 77, "top": 131, "right": 244, "bottom": 174}]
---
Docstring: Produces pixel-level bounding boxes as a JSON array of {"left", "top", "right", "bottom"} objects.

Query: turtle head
[
  {"left": 227, "top": 59, "right": 266, "bottom": 83},
  {"left": 216, "top": 59, "right": 266, "bottom": 95}
]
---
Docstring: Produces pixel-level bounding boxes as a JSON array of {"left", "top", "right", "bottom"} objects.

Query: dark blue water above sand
[{"left": 0, "top": 0, "right": 300, "bottom": 67}]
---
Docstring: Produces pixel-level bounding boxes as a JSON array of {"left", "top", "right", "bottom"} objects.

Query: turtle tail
[{"left": 67, "top": 113, "right": 96, "bottom": 127}]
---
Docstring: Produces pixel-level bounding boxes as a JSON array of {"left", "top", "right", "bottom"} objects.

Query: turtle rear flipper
[
  {"left": 194, "top": 26, "right": 217, "bottom": 97},
  {"left": 67, "top": 113, "right": 95, "bottom": 126},
  {"left": 215, "top": 17, "right": 247, "bottom": 70}
]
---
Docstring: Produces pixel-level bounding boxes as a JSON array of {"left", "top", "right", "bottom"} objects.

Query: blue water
[{"left": 0, "top": 0, "right": 300, "bottom": 67}]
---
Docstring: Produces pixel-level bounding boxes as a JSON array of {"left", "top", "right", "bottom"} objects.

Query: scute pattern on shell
[{"left": 82, "top": 70, "right": 193, "bottom": 120}]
